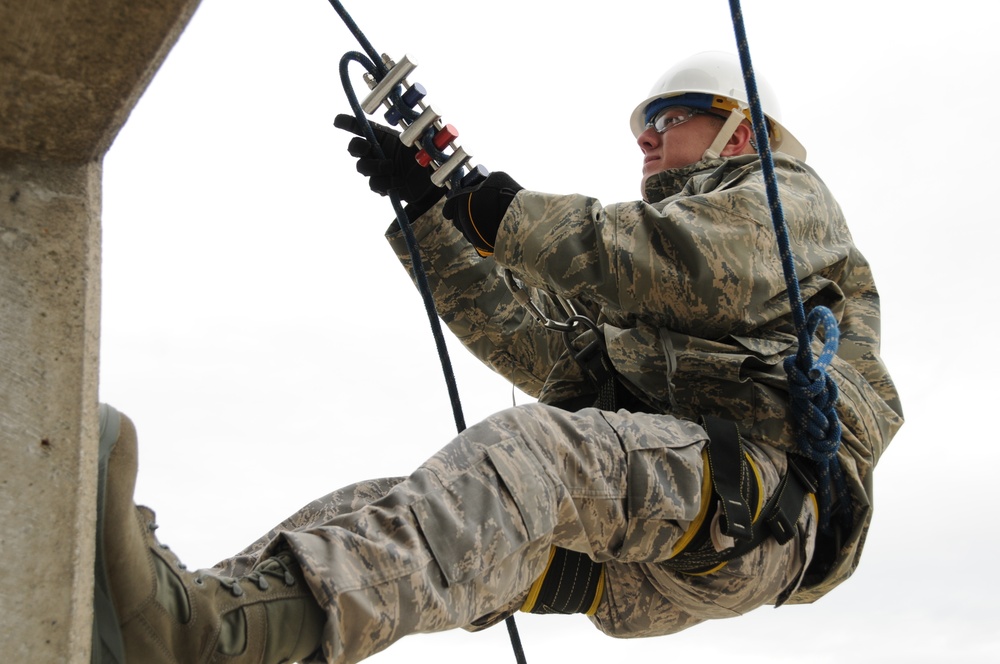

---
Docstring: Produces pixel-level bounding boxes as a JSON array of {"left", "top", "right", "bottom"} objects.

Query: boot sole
[{"left": 92, "top": 404, "right": 127, "bottom": 664}]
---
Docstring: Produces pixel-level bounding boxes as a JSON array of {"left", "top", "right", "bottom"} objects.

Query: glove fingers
[
  {"left": 335, "top": 113, "right": 402, "bottom": 145},
  {"left": 347, "top": 136, "right": 373, "bottom": 158},
  {"left": 334, "top": 113, "right": 363, "bottom": 136},
  {"left": 348, "top": 135, "right": 408, "bottom": 170},
  {"left": 368, "top": 174, "right": 396, "bottom": 196},
  {"left": 356, "top": 157, "right": 393, "bottom": 178},
  {"left": 337, "top": 112, "right": 442, "bottom": 210}
]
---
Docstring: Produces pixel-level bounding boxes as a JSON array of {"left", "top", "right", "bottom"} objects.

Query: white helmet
[{"left": 629, "top": 51, "right": 806, "bottom": 161}]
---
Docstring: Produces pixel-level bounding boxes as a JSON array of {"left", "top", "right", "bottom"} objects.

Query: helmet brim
[{"left": 630, "top": 91, "right": 806, "bottom": 162}]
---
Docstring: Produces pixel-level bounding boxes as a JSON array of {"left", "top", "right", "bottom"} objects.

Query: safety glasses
[{"left": 645, "top": 107, "right": 725, "bottom": 134}]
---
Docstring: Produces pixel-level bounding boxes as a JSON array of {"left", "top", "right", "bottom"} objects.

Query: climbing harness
[
  {"left": 661, "top": 416, "right": 819, "bottom": 576},
  {"left": 325, "top": 0, "right": 846, "bottom": 659},
  {"left": 488, "top": 0, "right": 852, "bottom": 596}
]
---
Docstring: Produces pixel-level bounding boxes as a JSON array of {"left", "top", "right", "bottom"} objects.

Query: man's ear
[{"left": 722, "top": 122, "right": 756, "bottom": 156}]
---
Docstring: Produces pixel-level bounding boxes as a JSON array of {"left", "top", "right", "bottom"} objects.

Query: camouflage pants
[{"left": 219, "top": 403, "right": 817, "bottom": 664}]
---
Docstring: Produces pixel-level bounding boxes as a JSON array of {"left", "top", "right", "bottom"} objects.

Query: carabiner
[{"left": 503, "top": 269, "right": 585, "bottom": 333}]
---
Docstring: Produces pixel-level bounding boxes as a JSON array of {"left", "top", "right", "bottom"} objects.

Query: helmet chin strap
[{"left": 702, "top": 108, "right": 748, "bottom": 160}]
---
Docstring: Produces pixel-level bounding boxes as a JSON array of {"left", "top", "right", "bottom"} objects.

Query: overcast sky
[{"left": 98, "top": 1, "right": 999, "bottom": 662}]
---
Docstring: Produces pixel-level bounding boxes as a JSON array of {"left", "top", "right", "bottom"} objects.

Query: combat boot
[{"left": 92, "top": 404, "right": 326, "bottom": 663}]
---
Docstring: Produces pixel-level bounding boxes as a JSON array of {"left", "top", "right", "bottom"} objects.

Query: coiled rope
[{"left": 728, "top": 0, "right": 848, "bottom": 532}]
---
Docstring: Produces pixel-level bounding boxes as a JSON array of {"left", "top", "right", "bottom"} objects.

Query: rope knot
[
  {"left": 783, "top": 305, "right": 847, "bottom": 530},
  {"left": 784, "top": 355, "right": 841, "bottom": 460}
]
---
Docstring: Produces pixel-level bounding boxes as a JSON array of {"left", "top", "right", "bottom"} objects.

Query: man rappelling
[{"left": 92, "top": 49, "right": 903, "bottom": 664}]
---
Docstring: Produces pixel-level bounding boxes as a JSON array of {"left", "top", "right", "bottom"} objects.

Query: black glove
[
  {"left": 334, "top": 113, "right": 446, "bottom": 220},
  {"left": 442, "top": 172, "right": 523, "bottom": 257}
]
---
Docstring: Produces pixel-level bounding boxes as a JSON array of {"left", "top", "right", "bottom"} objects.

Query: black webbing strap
[
  {"left": 521, "top": 547, "right": 605, "bottom": 615},
  {"left": 702, "top": 415, "right": 755, "bottom": 541},
  {"left": 565, "top": 325, "right": 618, "bottom": 411},
  {"left": 561, "top": 319, "right": 658, "bottom": 416},
  {"left": 663, "top": 417, "right": 816, "bottom": 575},
  {"left": 767, "top": 455, "right": 817, "bottom": 545}
]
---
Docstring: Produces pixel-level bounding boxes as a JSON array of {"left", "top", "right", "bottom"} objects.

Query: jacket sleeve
[
  {"left": 385, "top": 200, "right": 593, "bottom": 398},
  {"left": 493, "top": 162, "right": 857, "bottom": 342}
]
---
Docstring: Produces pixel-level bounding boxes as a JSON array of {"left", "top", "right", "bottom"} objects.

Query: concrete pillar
[
  {"left": 0, "top": 157, "right": 103, "bottom": 661},
  {"left": 0, "top": 1, "right": 201, "bottom": 660}
]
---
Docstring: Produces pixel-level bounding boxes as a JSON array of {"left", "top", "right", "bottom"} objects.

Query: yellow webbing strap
[
  {"left": 520, "top": 548, "right": 557, "bottom": 613},
  {"left": 669, "top": 447, "right": 716, "bottom": 558}
]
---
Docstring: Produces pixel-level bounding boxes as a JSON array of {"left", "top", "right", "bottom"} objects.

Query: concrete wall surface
[
  {"left": 1, "top": 0, "right": 201, "bottom": 164},
  {"left": 0, "top": 1, "right": 201, "bottom": 661},
  {"left": 0, "top": 158, "right": 103, "bottom": 661}
]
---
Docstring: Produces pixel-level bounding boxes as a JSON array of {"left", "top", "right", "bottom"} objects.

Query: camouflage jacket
[{"left": 387, "top": 153, "right": 903, "bottom": 604}]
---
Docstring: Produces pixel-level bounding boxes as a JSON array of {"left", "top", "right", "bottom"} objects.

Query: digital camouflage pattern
[
  {"left": 219, "top": 406, "right": 815, "bottom": 664},
  {"left": 214, "top": 153, "right": 900, "bottom": 663},
  {"left": 389, "top": 153, "right": 903, "bottom": 602}
]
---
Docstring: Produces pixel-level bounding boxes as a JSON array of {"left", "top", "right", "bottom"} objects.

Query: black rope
[
  {"left": 327, "top": 1, "right": 384, "bottom": 74},
  {"left": 337, "top": 50, "right": 467, "bottom": 433},
  {"left": 504, "top": 614, "right": 528, "bottom": 664},
  {"left": 328, "top": 2, "right": 529, "bottom": 662}
]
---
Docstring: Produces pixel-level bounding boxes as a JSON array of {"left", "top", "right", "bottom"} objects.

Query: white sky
[{"left": 99, "top": 1, "right": 1000, "bottom": 662}]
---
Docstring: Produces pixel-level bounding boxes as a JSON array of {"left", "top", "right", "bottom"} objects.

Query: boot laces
[
  {"left": 148, "top": 520, "right": 187, "bottom": 569},
  {"left": 214, "top": 556, "right": 298, "bottom": 597},
  {"left": 146, "top": 514, "right": 297, "bottom": 599}
]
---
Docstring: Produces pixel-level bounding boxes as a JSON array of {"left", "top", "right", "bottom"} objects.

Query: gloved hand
[
  {"left": 442, "top": 172, "right": 523, "bottom": 257},
  {"left": 334, "top": 113, "right": 446, "bottom": 220}
]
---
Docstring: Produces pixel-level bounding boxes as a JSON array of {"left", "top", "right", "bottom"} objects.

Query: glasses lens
[{"left": 650, "top": 107, "right": 692, "bottom": 133}]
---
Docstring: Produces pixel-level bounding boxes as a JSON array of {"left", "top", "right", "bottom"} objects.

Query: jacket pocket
[{"left": 613, "top": 414, "right": 708, "bottom": 563}]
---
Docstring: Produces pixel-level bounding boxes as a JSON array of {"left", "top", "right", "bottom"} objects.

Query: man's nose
[{"left": 637, "top": 126, "right": 660, "bottom": 151}]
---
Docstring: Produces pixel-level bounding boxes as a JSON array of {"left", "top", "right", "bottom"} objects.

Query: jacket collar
[{"left": 641, "top": 155, "right": 760, "bottom": 204}]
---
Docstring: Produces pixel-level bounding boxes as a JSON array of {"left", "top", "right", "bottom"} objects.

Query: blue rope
[{"left": 728, "top": 0, "right": 848, "bottom": 532}]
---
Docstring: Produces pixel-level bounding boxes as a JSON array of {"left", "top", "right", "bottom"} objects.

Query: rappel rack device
[
  {"left": 333, "top": 20, "right": 528, "bottom": 662},
  {"left": 360, "top": 53, "right": 490, "bottom": 191}
]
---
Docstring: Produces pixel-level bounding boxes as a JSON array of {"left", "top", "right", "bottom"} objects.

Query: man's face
[{"left": 637, "top": 106, "right": 726, "bottom": 178}]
